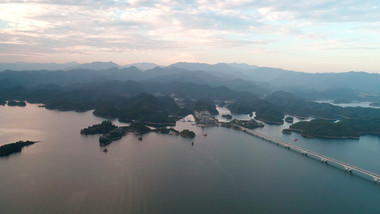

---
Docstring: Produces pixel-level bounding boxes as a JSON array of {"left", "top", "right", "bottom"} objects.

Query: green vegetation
[
  {"left": 255, "top": 105, "right": 284, "bottom": 124},
  {"left": 221, "top": 119, "right": 264, "bottom": 130},
  {"left": 0, "top": 141, "right": 36, "bottom": 157},
  {"left": 285, "top": 116, "right": 294, "bottom": 123},
  {"left": 340, "top": 119, "right": 380, "bottom": 135},
  {"left": 283, "top": 119, "right": 359, "bottom": 139},
  {"left": 7, "top": 100, "right": 26, "bottom": 107},
  {"left": 126, "top": 121, "right": 151, "bottom": 135},
  {"left": 81, "top": 121, "right": 151, "bottom": 146},
  {"left": 370, "top": 102, "right": 380, "bottom": 107},
  {"left": 227, "top": 96, "right": 284, "bottom": 124},
  {"left": 80, "top": 121, "right": 117, "bottom": 135},
  {"left": 193, "top": 100, "right": 218, "bottom": 115},
  {"left": 99, "top": 128, "right": 127, "bottom": 146},
  {"left": 265, "top": 91, "right": 380, "bottom": 120},
  {"left": 222, "top": 114, "right": 233, "bottom": 119},
  {"left": 154, "top": 127, "right": 179, "bottom": 135},
  {"left": 179, "top": 129, "right": 196, "bottom": 138}
]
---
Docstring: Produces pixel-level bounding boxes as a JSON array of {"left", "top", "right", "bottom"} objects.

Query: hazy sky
[{"left": 0, "top": 0, "right": 379, "bottom": 73}]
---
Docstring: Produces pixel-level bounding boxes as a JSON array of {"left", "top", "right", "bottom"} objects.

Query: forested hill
[{"left": 0, "top": 67, "right": 271, "bottom": 96}]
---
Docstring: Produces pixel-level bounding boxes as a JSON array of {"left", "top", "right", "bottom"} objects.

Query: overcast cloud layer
[{"left": 0, "top": 0, "right": 379, "bottom": 72}]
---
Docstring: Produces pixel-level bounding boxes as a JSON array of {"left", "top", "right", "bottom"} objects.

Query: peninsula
[{"left": 0, "top": 141, "right": 37, "bottom": 157}]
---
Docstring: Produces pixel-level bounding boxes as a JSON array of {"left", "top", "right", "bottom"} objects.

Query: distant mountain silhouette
[
  {"left": 68, "top": 61, "right": 120, "bottom": 70},
  {"left": 125, "top": 63, "right": 160, "bottom": 71},
  {"left": 0, "top": 62, "right": 79, "bottom": 71}
]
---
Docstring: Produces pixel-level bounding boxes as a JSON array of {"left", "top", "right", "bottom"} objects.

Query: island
[
  {"left": 0, "top": 141, "right": 37, "bottom": 157},
  {"left": 7, "top": 100, "right": 26, "bottom": 107},
  {"left": 282, "top": 119, "right": 359, "bottom": 139},
  {"left": 99, "top": 127, "right": 127, "bottom": 146},
  {"left": 284, "top": 116, "right": 294, "bottom": 123},
  {"left": 80, "top": 120, "right": 117, "bottom": 135},
  {"left": 81, "top": 121, "right": 150, "bottom": 146},
  {"left": 179, "top": 129, "right": 196, "bottom": 138},
  {"left": 370, "top": 102, "right": 380, "bottom": 107},
  {"left": 220, "top": 119, "right": 264, "bottom": 130},
  {"left": 154, "top": 127, "right": 179, "bottom": 135},
  {"left": 222, "top": 114, "right": 233, "bottom": 120},
  {"left": 81, "top": 120, "right": 197, "bottom": 146}
]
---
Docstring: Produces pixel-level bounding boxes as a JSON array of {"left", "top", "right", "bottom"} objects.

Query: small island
[
  {"left": 81, "top": 120, "right": 117, "bottom": 135},
  {"left": 370, "top": 102, "right": 380, "bottom": 107},
  {"left": 284, "top": 116, "right": 294, "bottom": 123},
  {"left": 220, "top": 119, "right": 264, "bottom": 130},
  {"left": 81, "top": 120, "right": 197, "bottom": 146},
  {"left": 7, "top": 100, "right": 26, "bottom": 107},
  {"left": 222, "top": 114, "right": 233, "bottom": 120},
  {"left": 81, "top": 121, "right": 151, "bottom": 146},
  {"left": 179, "top": 129, "right": 196, "bottom": 138},
  {"left": 0, "top": 141, "right": 37, "bottom": 157}
]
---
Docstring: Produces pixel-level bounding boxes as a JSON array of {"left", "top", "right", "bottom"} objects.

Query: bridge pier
[
  {"left": 344, "top": 166, "right": 352, "bottom": 173},
  {"left": 373, "top": 177, "right": 379, "bottom": 183},
  {"left": 320, "top": 158, "right": 327, "bottom": 164}
]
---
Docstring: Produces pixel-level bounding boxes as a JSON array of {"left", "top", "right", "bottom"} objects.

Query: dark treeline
[
  {"left": 0, "top": 141, "right": 36, "bottom": 157},
  {"left": 2, "top": 69, "right": 380, "bottom": 136}
]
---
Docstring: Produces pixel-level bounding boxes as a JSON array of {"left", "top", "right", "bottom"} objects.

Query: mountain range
[{"left": 0, "top": 61, "right": 379, "bottom": 101}]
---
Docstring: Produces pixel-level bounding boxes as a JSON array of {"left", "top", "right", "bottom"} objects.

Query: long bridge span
[{"left": 238, "top": 126, "right": 380, "bottom": 183}]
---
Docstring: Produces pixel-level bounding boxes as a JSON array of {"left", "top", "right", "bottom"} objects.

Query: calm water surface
[{"left": 1, "top": 104, "right": 380, "bottom": 214}]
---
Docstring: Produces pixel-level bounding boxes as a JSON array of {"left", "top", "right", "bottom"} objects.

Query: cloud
[{"left": 0, "top": 0, "right": 379, "bottom": 72}]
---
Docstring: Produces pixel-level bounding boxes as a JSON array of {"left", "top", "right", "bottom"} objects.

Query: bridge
[{"left": 238, "top": 126, "right": 380, "bottom": 183}]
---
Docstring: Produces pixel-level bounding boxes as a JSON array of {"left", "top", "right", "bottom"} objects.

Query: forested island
[
  {"left": 179, "top": 129, "right": 196, "bottom": 138},
  {"left": 7, "top": 100, "right": 26, "bottom": 107},
  {"left": 284, "top": 117, "right": 294, "bottom": 123},
  {"left": 220, "top": 119, "right": 264, "bottom": 130},
  {"left": 222, "top": 114, "right": 233, "bottom": 120},
  {"left": 0, "top": 141, "right": 37, "bottom": 157},
  {"left": 283, "top": 119, "right": 360, "bottom": 139},
  {"left": 81, "top": 121, "right": 196, "bottom": 146}
]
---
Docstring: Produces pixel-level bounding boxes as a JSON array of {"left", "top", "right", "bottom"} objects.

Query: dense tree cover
[
  {"left": 193, "top": 99, "right": 219, "bottom": 115},
  {"left": 80, "top": 121, "right": 117, "bottom": 135},
  {"left": 179, "top": 129, "right": 196, "bottom": 138},
  {"left": 0, "top": 79, "right": 287, "bottom": 124},
  {"left": 265, "top": 91, "right": 380, "bottom": 120},
  {"left": 283, "top": 119, "right": 359, "bottom": 139},
  {"left": 285, "top": 117, "right": 294, "bottom": 123},
  {"left": 222, "top": 114, "right": 232, "bottom": 119},
  {"left": 226, "top": 95, "right": 284, "bottom": 124},
  {"left": 81, "top": 121, "right": 151, "bottom": 146},
  {"left": 0, "top": 141, "right": 36, "bottom": 157},
  {"left": 126, "top": 121, "right": 152, "bottom": 134},
  {"left": 99, "top": 128, "right": 127, "bottom": 146},
  {"left": 370, "top": 102, "right": 380, "bottom": 107},
  {"left": 154, "top": 127, "right": 179, "bottom": 135},
  {"left": 341, "top": 119, "right": 380, "bottom": 135},
  {"left": 225, "top": 119, "right": 264, "bottom": 129},
  {"left": 7, "top": 100, "right": 26, "bottom": 107}
]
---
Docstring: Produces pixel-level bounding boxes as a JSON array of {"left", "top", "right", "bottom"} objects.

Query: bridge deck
[{"left": 238, "top": 126, "right": 380, "bottom": 183}]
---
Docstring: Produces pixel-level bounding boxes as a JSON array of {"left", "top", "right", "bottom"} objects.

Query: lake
[{"left": 1, "top": 104, "right": 380, "bottom": 214}]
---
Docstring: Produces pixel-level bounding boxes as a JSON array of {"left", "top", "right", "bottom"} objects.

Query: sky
[{"left": 0, "top": 0, "right": 379, "bottom": 73}]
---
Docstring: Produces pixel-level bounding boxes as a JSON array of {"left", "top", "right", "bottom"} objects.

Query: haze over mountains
[{"left": 0, "top": 61, "right": 379, "bottom": 101}]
